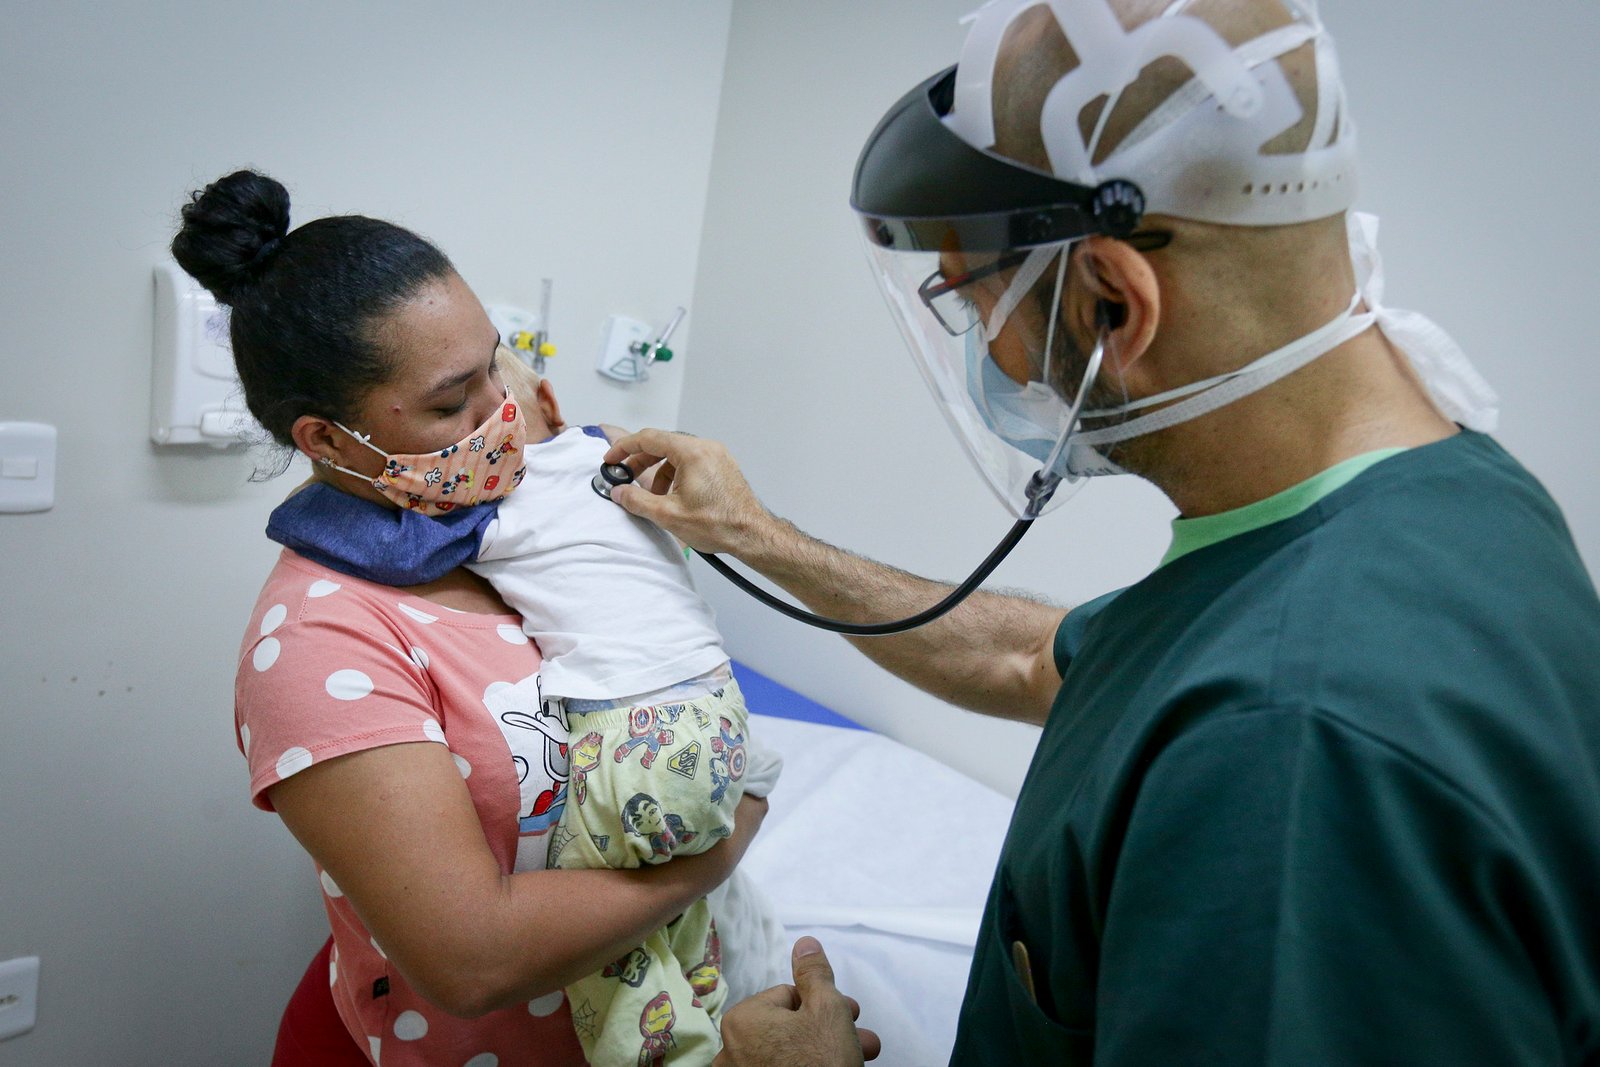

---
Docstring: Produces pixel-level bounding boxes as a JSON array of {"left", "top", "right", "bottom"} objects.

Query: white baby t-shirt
[{"left": 470, "top": 428, "right": 729, "bottom": 701}]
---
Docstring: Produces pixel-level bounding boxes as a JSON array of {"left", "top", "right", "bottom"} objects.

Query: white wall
[
  {"left": 4, "top": 1, "right": 1597, "bottom": 1062},
  {"left": 0, "top": 3, "right": 731, "bottom": 1062},
  {"left": 681, "top": 0, "right": 1600, "bottom": 798}
]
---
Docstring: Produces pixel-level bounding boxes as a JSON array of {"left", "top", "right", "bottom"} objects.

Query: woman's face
[
  {"left": 297, "top": 271, "right": 508, "bottom": 504},
  {"left": 349, "top": 271, "right": 508, "bottom": 458}
]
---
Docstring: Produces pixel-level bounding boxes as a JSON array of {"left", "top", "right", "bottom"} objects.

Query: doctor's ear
[{"left": 1074, "top": 236, "right": 1159, "bottom": 368}]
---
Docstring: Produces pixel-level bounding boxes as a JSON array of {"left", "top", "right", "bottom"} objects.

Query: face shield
[
  {"left": 850, "top": 0, "right": 1374, "bottom": 518},
  {"left": 853, "top": 65, "right": 1153, "bottom": 518}
]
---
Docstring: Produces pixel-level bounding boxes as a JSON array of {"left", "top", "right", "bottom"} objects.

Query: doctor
[{"left": 610, "top": 0, "right": 1600, "bottom": 1064}]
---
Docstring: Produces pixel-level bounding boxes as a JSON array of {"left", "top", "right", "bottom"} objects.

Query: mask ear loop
[{"left": 1024, "top": 249, "right": 1106, "bottom": 516}]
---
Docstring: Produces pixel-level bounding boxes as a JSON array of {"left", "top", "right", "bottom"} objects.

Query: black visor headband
[{"left": 851, "top": 66, "right": 1145, "bottom": 252}]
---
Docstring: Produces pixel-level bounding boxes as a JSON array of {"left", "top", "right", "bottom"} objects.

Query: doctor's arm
[
  {"left": 269, "top": 740, "right": 765, "bottom": 1019},
  {"left": 604, "top": 428, "right": 1067, "bottom": 726}
]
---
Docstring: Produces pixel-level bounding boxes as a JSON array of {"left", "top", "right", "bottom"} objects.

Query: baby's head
[{"left": 496, "top": 347, "right": 567, "bottom": 442}]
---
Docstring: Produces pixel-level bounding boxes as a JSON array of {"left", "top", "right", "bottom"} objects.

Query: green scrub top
[{"left": 949, "top": 431, "right": 1600, "bottom": 1065}]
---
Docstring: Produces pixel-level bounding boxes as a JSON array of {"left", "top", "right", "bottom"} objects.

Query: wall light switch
[
  {"left": 0, "top": 956, "right": 39, "bottom": 1040},
  {"left": 0, "top": 423, "right": 55, "bottom": 514}
]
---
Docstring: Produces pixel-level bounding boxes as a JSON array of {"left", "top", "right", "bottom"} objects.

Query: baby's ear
[{"left": 537, "top": 377, "right": 567, "bottom": 436}]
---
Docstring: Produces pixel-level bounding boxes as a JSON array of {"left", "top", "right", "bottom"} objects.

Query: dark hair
[{"left": 170, "top": 169, "right": 455, "bottom": 456}]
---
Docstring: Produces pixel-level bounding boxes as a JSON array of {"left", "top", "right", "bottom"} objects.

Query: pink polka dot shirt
[{"left": 236, "top": 549, "right": 586, "bottom": 1066}]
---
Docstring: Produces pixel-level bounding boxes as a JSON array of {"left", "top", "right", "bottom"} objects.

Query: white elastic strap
[
  {"left": 1040, "top": 334, "right": 1106, "bottom": 479},
  {"left": 1082, "top": 289, "right": 1362, "bottom": 420},
  {"left": 1309, "top": 32, "right": 1340, "bottom": 150},
  {"left": 333, "top": 421, "right": 389, "bottom": 458},
  {"left": 1073, "top": 296, "right": 1375, "bottom": 446},
  {"left": 1036, "top": 248, "right": 1072, "bottom": 386},
  {"left": 984, "top": 244, "right": 1065, "bottom": 341},
  {"left": 1116, "top": 20, "right": 1317, "bottom": 160}
]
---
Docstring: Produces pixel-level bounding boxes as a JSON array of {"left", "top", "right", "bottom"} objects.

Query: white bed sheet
[{"left": 736, "top": 713, "right": 1016, "bottom": 1066}]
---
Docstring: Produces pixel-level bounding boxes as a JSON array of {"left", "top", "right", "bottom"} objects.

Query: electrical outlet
[{"left": 0, "top": 957, "right": 39, "bottom": 1040}]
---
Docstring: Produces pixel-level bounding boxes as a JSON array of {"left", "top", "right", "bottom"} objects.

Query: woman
[{"left": 174, "top": 170, "right": 765, "bottom": 1065}]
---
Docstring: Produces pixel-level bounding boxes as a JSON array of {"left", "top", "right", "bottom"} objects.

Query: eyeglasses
[{"left": 917, "top": 231, "right": 1173, "bottom": 336}]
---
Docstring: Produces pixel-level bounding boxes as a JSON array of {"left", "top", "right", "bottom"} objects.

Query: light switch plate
[
  {"left": 0, "top": 423, "right": 55, "bottom": 514},
  {"left": 0, "top": 956, "right": 39, "bottom": 1040}
]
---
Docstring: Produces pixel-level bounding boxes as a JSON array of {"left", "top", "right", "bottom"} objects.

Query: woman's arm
[{"left": 269, "top": 738, "right": 765, "bottom": 1018}]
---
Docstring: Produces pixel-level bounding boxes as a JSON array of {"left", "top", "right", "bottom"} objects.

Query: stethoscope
[
  {"left": 585, "top": 342, "right": 1101, "bottom": 636},
  {"left": 592, "top": 462, "right": 1058, "bottom": 636}
]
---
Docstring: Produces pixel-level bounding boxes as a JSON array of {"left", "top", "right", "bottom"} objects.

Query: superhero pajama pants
[{"left": 549, "top": 678, "right": 753, "bottom": 1066}]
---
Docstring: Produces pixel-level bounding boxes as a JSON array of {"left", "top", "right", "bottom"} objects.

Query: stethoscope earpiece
[{"left": 591, "top": 462, "right": 636, "bottom": 500}]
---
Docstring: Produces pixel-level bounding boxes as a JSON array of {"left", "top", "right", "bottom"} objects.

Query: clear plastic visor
[{"left": 862, "top": 232, "right": 1095, "bottom": 518}]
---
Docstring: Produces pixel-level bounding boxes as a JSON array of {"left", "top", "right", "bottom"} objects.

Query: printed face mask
[{"left": 320, "top": 387, "right": 527, "bottom": 515}]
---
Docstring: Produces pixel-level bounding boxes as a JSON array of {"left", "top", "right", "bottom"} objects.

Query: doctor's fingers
[
  {"left": 604, "top": 426, "right": 699, "bottom": 472},
  {"left": 740, "top": 984, "right": 863, "bottom": 1021},
  {"left": 644, "top": 459, "right": 679, "bottom": 496}
]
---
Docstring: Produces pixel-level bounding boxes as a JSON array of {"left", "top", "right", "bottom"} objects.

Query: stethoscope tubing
[{"left": 593, "top": 462, "right": 1052, "bottom": 636}]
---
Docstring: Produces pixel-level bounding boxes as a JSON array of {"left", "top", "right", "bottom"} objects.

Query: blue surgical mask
[{"left": 964, "top": 328, "right": 1068, "bottom": 463}]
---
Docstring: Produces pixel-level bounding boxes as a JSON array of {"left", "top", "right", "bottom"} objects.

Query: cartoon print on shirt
[
  {"left": 638, "top": 991, "right": 677, "bottom": 1066},
  {"left": 621, "top": 792, "right": 697, "bottom": 860},
  {"left": 486, "top": 678, "right": 570, "bottom": 838}
]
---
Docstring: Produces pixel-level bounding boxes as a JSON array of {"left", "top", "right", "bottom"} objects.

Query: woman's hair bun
[{"left": 170, "top": 170, "right": 291, "bottom": 305}]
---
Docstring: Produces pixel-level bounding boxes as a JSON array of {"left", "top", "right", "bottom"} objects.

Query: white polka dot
[
  {"left": 240, "top": 723, "right": 252, "bottom": 755},
  {"left": 309, "top": 580, "right": 341, "bottom": 598},
  {"left": 453, "top": 754, "right": 473, "bottom": 779},
  {"left": 370, "top": 937, "right": 388, "bottom": 959},
  {"left": 464, "top": 1055, "right": 499, "bottom": 1067},
  {"left": 368, "top": 1036, "right": 381, "bottom": 1063},
  {"left": 326, "top": 669, "right": 374, "bottom": 701},
  {"left": 527, "top": 991, "right": 564, "bottom": 1017},
  {"left": 321, "top": 869, "right": 343, "bottom": 898},
  {"left": 398, "top": 602, "right": 439, "bottom": 624},
  {"left": 260, "top": 604, "right": 288, "bottom": 636},
  {"left": 496, "top": 624, "right": 529, "bottom": 645},
  {"left": 253, "top": 638, "right": 281, "bottom": 672},
  {"left": 276, "top": 747, "right": 313, "bottom": 778},
  {"left": 422, "top": 720, "right": 447, "bottom": 745},
  {"left": 394, "top": 1010, "right": 429, "bottom": 1040},
  {"left": 329, "top": 947, "right": 338, "bottom": 985},
  {"left": 483, "top": 680, "right": 513, "bottom": 705},
  {"left": 410, "top": 646, "right": 430, "bottom": 670}
]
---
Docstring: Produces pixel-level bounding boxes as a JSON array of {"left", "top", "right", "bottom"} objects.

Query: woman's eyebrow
[{"left": 420, "top": 335, "right": 500, "bottom": 399}]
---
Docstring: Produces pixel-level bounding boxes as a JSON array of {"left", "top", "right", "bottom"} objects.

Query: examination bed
[{"left": 729, "top": 662, "right": 1014, "bottom": 1067}]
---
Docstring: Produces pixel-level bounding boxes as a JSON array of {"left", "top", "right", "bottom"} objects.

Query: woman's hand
[{"left": 659, "top": 792, "right": 769, "bottom": 898}]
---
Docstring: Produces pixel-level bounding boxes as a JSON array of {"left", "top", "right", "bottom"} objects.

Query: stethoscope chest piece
[{"left": 591, "top": 462, "right": 636, "bottom": 501}]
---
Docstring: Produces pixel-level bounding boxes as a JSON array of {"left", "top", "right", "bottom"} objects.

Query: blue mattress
[{"left": 730, "top": 660, "right": 864, "bottom": 731}]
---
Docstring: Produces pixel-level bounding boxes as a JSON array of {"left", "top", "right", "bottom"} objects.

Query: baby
[{"left": 269, "top": 347, "right": 783, "bottom": 1066}]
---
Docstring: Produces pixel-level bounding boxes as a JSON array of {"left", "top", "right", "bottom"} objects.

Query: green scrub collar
[{"left": 1161, "top": 448, "right": 1408, "bottom": 567}]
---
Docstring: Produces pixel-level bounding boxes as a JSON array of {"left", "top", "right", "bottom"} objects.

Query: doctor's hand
[
  {"left": 713, "top": 937, "right": 881, "bottom": 1067},
  {"left": 603, "top": 428, "right": 772, "bottom": 556}
]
